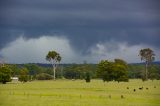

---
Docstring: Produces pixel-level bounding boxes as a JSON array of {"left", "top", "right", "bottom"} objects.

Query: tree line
[
  {"left": 1, "top": 61, "right": 159, "bottom": 84},
  {"left": 0, "top": 48, "right": 159, "bottom": 84}
]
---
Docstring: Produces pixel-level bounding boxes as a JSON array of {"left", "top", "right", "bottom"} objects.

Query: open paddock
[{"left": 0, "top": 79, "right": 160, "bottom": 106}]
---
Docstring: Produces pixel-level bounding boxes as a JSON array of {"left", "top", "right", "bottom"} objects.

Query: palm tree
[
  {"left": 139, "top": 48, "right": 155, "bottom": 80},
  {"left": 46, "top": 51, "right": 61, "bottom": 80}
]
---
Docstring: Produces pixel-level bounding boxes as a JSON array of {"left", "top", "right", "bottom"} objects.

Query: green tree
[
  {"left": 114, "top": 59, "right": 128, "bottom": 69},
  {"left": 97, "top": 59, "right": 128, "bottom": 82},
  {"left": 0, "top": 65, "right": 12, "bottom": 84},
  {"left": 63, "top": 63, "right": 95, "bottom": 79},
  {"left": 113, "top": 65, "right": 128, "bottom": 82},
  {"left": 19, "top": 68, "right": 29, "bottom": 83},
  {"left": 64, "top": 64, "right": 80, "bottom": 79},
  {"left": 128, "top": 64, "right": 144, "bottom": 79},
  {"left": 9, "top": 64, "right": 20, "bottom": 77},
  {"left": 148, "top": 64, "right": 160, "bottom": 80},
  {"left": 46, "top": 50, "right": 61, "bottom": 80},
  {"left": 114, "top": 59, "right": 129, "bottom": 82},
  {"left": 24, "top": 64, "right": 42, "bottom": 75},
  {"left": 97, "top": 60, "right": 114, "bottom": 82},
  {"left": 139, "top": 48, "right": 155, "bottom": 80}
]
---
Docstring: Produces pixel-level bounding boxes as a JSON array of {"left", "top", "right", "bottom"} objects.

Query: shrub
[{"left": 85, "top": 72, "right": 91, "bottom": 83}]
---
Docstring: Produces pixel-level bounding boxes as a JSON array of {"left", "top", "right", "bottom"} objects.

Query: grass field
[{"left": 0, "top": 79, "right": 160, "bottom": 106}]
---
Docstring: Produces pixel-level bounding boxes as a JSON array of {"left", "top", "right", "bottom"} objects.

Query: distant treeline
[
  {"left": 128, "top": 63, "right": 160, "bottom": 80},
  {"left": 8, "top": 62, "right": 160, "bottom": 80}
]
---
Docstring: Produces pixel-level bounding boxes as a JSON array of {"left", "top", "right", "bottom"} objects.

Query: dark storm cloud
[{"left": 0, "top": 0, "right": 160, "bottom": 52}]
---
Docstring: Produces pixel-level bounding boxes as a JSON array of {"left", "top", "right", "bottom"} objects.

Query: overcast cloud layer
[{"left": 0, "top": 0, "right": 160, "bottom": 63}]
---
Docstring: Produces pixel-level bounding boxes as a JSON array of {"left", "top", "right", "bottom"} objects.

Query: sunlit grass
[{"left": 0, "top": 79, "right": 160, "bottom": 106}]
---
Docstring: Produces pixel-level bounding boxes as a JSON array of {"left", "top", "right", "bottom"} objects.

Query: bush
[
  {"left": 36, "top": 73, "right": 53, "bottom": 80},
  {"left": 19, "top": 75, "right": 28, "bottom": 82},
  {"left": 0, "top": 65, "right": 12, "bottom": 84},
  {"left": 18, "top": 68, "right": 29, "bottom": 83},
  {"left": 85, "top": 72, "right": 91, "bottom": 83}
]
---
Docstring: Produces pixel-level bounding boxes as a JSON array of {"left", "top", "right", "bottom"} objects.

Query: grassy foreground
[{"left": 0, "top": 79, "right": 160, "bottom": 106}]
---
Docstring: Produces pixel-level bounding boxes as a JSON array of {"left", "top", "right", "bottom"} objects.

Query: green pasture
[{"left": 0, "top": 79, "right": 160, "bottom": 106}]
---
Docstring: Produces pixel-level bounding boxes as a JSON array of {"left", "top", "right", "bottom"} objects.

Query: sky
[{"left": 0, "top": 0, "right": 160, "bottom": 64}]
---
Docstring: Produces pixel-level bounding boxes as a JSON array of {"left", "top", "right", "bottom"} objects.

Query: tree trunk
[
  {"left": 145, "top": 61, "right": 148, "bottom": 80},
  {"left": 53, "top": 65, "right": 56, "bottom": 80}
]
